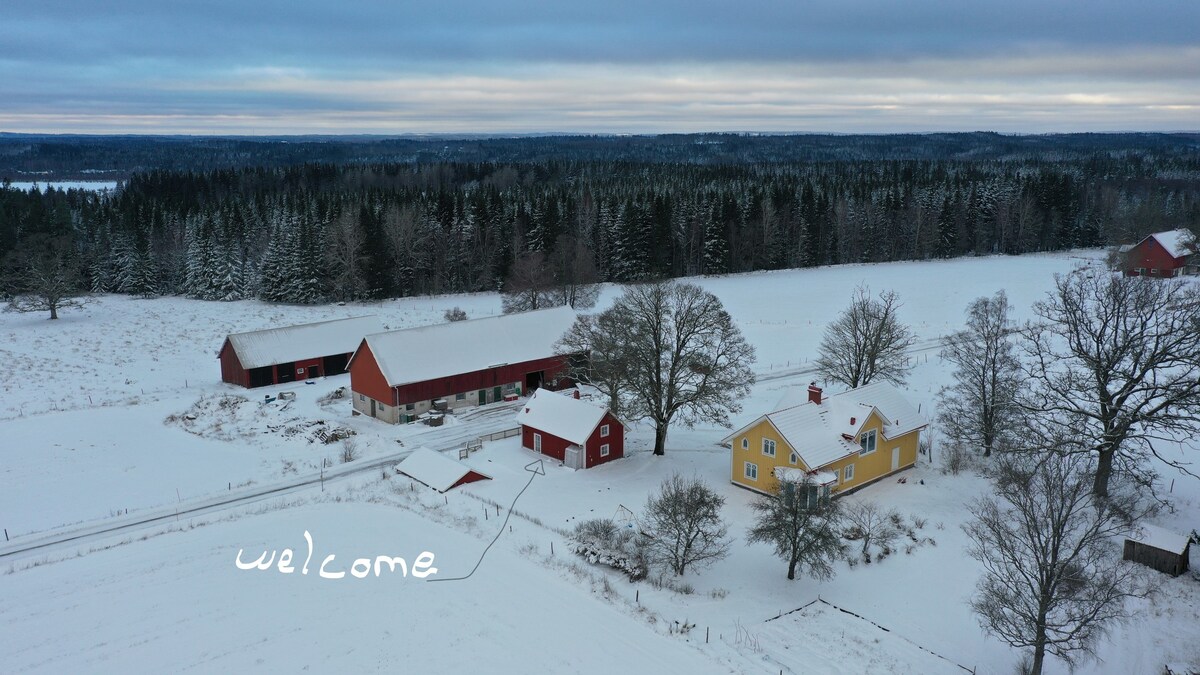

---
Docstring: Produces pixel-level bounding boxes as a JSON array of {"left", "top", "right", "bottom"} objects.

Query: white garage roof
[
  {"left": 515, "top": 389, "right": 610, "bottom": 446},
  {"left": 224, "top": 316, "right": 384, "bottom": 370},
  {"left": 357, "top": 306, "right": 578, "bottom": 388},
  {"left": 395, "top": 448, "right": 491, "bottom": 493}
]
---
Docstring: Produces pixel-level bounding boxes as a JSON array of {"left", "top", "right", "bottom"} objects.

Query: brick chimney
[{"left": 807, "top": 382, "right": 823, "bottom": 405}]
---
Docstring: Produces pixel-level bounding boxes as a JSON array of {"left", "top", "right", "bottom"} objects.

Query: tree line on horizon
[{"left": 2, "top": 152, "right": 1198, "bottom": 305}]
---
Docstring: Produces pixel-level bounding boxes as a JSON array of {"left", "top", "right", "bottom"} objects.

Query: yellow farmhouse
[{"left": 724, "top": 381, "right": 927, "bottom": 496}]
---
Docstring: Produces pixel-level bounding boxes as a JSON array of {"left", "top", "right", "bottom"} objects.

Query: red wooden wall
[{"left": 1125, "top": 238, "right": 1186, "bottom": 277}]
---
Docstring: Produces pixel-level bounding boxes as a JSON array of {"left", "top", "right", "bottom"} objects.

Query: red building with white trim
[
  {"left": 348, "top": 306, "right": 578, "bottom": 423},
  {"left": 1121, "top": 229, "right": 1197, "bottom": 278},
  {"left": 218, "top": 316, "right": 384, "bottom": 388},
  {"left": 515, "top": 389, "right": 625, "bottom": 469}
]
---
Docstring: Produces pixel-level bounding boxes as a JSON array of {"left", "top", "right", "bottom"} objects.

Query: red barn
[
  {"left": 515, "top": 389, "right": 625, "bottom": 469},
  {"left": 1121, "top": 229, "right": 1197, "bottom": 278},
  {"left": 218, "top": 316, "right": 384, "bottom": 388},
  {"left": 395, "top": 448, "right": 492, "bottom": 493},
  {"left": 348, "top": 306, "right": 578, "bottom": 423}
]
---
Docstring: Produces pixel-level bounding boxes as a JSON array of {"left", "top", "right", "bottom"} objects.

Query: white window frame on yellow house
[
  {"left": 859, "top": 429, "right": 877, "bottom": 455},
  {"left": 762, "top": 438, "right": 776, "bottom": 457},
  {"left": 844, "top": 463, "right": 855, "bottom": 482},
  {"left": 789, "top": 451, "right": 798, "bottom": 465},
  {"left": 741, "top": 437, "right": 749, "bottom": 450},
  {"left": 745, "top": 462, "right": 758, "bottom": 481}
]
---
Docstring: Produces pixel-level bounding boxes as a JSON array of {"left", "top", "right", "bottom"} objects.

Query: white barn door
[{"left": 564, "top": 445, "right": 584, "bottom": 470}]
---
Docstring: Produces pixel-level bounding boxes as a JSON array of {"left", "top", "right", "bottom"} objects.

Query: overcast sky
[{"left": 3, "top": 1, "right": 1198, "bottom": 135}]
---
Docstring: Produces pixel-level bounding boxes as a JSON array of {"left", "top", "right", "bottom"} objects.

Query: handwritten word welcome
[{"left": 235, "top": 530, "right": 437, "bottom": 580}]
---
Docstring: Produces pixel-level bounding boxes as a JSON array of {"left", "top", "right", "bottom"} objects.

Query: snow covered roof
[
  {"left": 1133, "top": 229, "right": 1197, "bottom": 259},
  {"left": 224, "top": 316, "right": 384, "bottom": 370},
  {"left": 355, "top": 306, "right": 578, "bottom": 388},
  {"left": 725, "top": 381, "right": 927, "bottom": 470},
  {"left": 515, "top": 389, "right": 612, "bottom": 445},
  {"left": 1127, "top": 524, "right": 1191, "bottom": 555},
  {"left": 395, "top": 447, "right": 491, "bottom": 493},
  {"left": 774, "top": 467, "right": 838, "bottom": 486}
]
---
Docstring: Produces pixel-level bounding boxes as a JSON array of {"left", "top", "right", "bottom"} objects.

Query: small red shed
[
  {"left": 395, "top": 448, "right": 492, "bottom": 493},
  {"left": 1121, "top": 229, "right": 1197, "bottom": 278},
  {"left": 219, "top": 316, "right": 384, "bottom": 388},
  {"left": 515, "top": 389, "right": 625, "bottom": 469}
]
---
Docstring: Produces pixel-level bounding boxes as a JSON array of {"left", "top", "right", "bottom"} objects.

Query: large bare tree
[
  {"left": 1020, "top": 270, "right": 1200, "bottom": 498},
  {"left": 965, "top": 451, "right": 1147, "bottom": 675},
  {"left": 568, "top": 280, "right": 755, "bottom": 455},
  {"left": 816, "top": 286, "right": 916, "bottom": 388},
  {"left": 4, "top": 236, "right": 88, "bottom": 320},
  {"left": 501, "top": 251, "right": 556, "bottom": 314},
  {"left": 547, "top": 234, "right": 600, "bottom": 309},
  {"left": 937, "top": 291, "right": 1022, "bottom": 457}
]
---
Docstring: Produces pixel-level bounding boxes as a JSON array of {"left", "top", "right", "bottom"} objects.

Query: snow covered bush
[{"left": 568, "top": 518, "right": 648, "bottom": 581}]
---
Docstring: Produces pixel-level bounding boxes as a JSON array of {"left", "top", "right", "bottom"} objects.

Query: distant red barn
[
  {"left": 348, "top": 306, "right": 578, "bottom": 423},
  {"left": 515, "top": 389, "right": 625, "bottom": 469},
  {"left": 218, "top": 316, "right": 384, "bottom": 388},
  {"left": 1121, "top": 229, "right": 1197, "bottom": 278}
]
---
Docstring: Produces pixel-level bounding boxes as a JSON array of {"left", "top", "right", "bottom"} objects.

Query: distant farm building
[
  {"left": 218, "top": 316, "right": 384, "bottom": 388},
  {"left": 348, "top": 306, "right": 578, "bottom": 423},
  {"left": 724, "top": 382, "right": 928, "bottom": 496},
  {"left": 515, "top": 389, "right": 625, "bottom": 469},
  {"left": 1123, "top": 524, "right": 1191, "bottom": 577},
  {"left": 1120, "top": 229, "right": 1197, "bottom": 278},
  {"left": 395, "top": 448, "right": 491, "bottom": 493}
]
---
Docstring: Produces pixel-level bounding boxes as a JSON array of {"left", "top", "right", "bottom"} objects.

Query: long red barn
[
  {"left": 219, "top": 316, "right": 384, "bottom": 388},
  {"left": 348, "top": 306, "right": 578, "bottom": 423}
]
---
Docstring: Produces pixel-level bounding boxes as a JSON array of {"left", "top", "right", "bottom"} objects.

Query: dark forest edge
[{"left": 1, "top": 133, "right": 1198, "bottom": 307}]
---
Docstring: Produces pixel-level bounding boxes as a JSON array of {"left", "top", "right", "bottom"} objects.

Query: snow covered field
[{"left": 2, "top": 249, "right": 1198, "bottom": 673}]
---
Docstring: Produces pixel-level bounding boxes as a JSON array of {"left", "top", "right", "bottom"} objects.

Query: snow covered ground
[{"left": 3, "top": 248, "right": 1198, "bottom": 673}]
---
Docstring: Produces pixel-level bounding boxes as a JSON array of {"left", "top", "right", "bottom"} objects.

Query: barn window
[
  {"left": 600, "top": 444, "right": 610, "bottom": 457},
  {"left": 358, "top": 394, "right": 365, "bottom": 401},
  {"left": 455, "top": 393, "right": 466, "bottom": 401},
  {"left": 744, "top": 462, "right": 758, "bottom": 481},
  {"left": 762, "top": 439, "right": 776, "bottom": 457},
  {"left": 600, "top": 424, "right": 610, "bottom": 438},
  {"left": 844, "top": 464, "right": 855, "bottom": 482},
  {"left": 1151, "top": 268, "right": 1159, "bottom": 275},
  {"left": 859, "top": 430, "right": 877, "bottom": 455},
  {"left": 406, "top": 403, "right": 415, "bottom": 411},
  {"left": 534, "top": 433, "right": 543, "bottom": 453}
]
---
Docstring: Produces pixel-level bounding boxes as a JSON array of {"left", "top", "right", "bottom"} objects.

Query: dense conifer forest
[{"left": 2, "top": 133, "right": 1198, "bottom": 304}]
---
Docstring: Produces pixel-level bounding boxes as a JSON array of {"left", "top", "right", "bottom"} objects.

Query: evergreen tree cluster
[{"left": 3, "top": 146, "right": 1199, "bottom": 304}]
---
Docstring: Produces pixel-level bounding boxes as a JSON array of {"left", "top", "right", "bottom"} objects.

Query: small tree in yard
[
  {"left": 643, "top": 474, "right": 731, "bottom": 576},
  {"left": 842, "top": 500, "right": 899, "bottom": 564},
  {"left": 965, "top": 451, "right": 1147, "bottom": 675},
  {"left": 746, "top": 475, "right": 845, "bottom": 580},
  {"left": 443, "top": 306, "right": 468, "bottom": 322},
  {"left": 1020, "top": 269, "right": 1200, "bottom": 498},
  {"left": 565, "top": 280, "right": 755, "bottom": 455},
  {"left": 816, "top": 286, "right": 916, "bottom": 389},
  {"left": 937, "top": 291, "right": 1022, "bottom": 458},
  {"left": 4, "top": 236, "right": 88, "bottom": 320}
]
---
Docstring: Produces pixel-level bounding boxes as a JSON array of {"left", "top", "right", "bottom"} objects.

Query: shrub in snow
[
  {"left": 568, "top": 518, "right": 648, "bottom": 581},
  {"left": 340, "top": 439, "right": 359, "bottom": 463},
  {"left": 443, "top": 306, "right": 468, "bottom": 322}
]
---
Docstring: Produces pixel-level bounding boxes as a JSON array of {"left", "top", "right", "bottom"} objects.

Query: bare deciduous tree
[
  {"left": 965, "top": 451, "right": 1147, "bottom": 675},
  {"left": 746, "top": 475, "right": 845, "bottom": 580},
  {"left": 816, "top": 286, "right": 916, "bottom": 388},
  {"left": 326, "top": 209, "right": 369, "bottom": 301},
  {"left": 643, "top": 474, "right": 731, "bottom": 576},
  {"left": 501, "top": 251, "right": 556, "bottom": 313},
  {"left": 556, "top": 311, "right": 630, "bottom": 416},
  {"left": 547, "top": 234, "right": 601, "bottom": 309},
  {"left": 580, "top": 280, "right": 756, "bottom": 455},
  {"left": 842, "top": 500, "right": 899, "bottom": 564},
  {"left": 443, "top": 306, "right": 468, "bottom": 322},
  {"left": 1020, "top": 269, "right": 1200, "bottom": 498},
  {"left": 4, "top": 237, "right": 88, "bottom": 320},
  {"left": 937, "top": 291, "right": 1022, "bottom": 458}
]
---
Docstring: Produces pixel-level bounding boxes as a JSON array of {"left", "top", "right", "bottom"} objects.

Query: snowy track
[{"left": 0, "top": 401, "right": 525, "bottom": 563}]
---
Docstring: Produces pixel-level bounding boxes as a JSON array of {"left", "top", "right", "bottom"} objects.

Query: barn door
[{"left": 370, "top": 399, "right": 377, "bottom": 418}]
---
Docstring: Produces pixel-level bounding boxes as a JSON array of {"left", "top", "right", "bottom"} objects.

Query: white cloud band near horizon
[{"left": 3, "top": 1, "right": 1198, "bottom": 135}]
